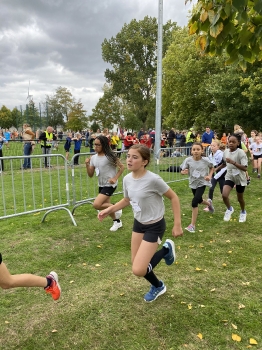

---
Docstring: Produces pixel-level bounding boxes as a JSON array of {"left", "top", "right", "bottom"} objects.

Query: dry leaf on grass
[
  {"left": 249, "top": 338, "right": 258, "bottom": 345},
  {"left": 197, "top": 333, "right": 203, "bottom": 340},
  {"left": 232, "top": 333, "right": 241, "bottom": 342}
]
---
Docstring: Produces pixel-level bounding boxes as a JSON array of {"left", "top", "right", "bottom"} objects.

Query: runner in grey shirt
[
  {"left": 98, "top": 144, "right": 183, "bottom": 303},
  {"left": 85, "top": 135, "right": 125, "bottom": 232}
]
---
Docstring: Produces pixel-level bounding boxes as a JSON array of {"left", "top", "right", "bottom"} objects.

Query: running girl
[
  {"left": 180, "top": 142, "right": 214, "bottom": 233},
  {"left": 249, "top": 135, "right": 262, "bottom": 178},
  {"left": 98, "top": 144, "right": 183, "bottom": 302},
  {"left": 218, "top": 134, "right": 248, "bottom": 222},
  {"left": 85, "top": 135, "right": 125, "bottom": 231},
  {"left": 203, "top": 140, "right": 225, "bottom": 212}
]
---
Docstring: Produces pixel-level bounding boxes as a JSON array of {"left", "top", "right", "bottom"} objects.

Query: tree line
[{"left": 1, "top": 2, "right": 261, "bottom": 133}]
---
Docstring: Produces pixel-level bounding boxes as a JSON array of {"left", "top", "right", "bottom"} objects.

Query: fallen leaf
[
  {"left": 242, "top": 282, "right": 250, "bottom": 286},
  {"left": 181, "top": 301, "right": 186, "bottom": 304},
  {"left": 52, "top": 329, "right": 58, "bottom": 333},
  {"left": 185, "top": 255, "right": 188, "bottom": 259},
  {"left": 70, "top": 280, "right": 74, "bottom": 284},
  {"left": 226, "top": 240, "right": 231, "bottom": 243},
  {"left": 232, "top": 333, "right": 241, "bottom": 342},
  {"left": 82, "top": 263, "right": 86, "bottom": 266},
  {"left": 67, "top": 264, "right": 71, "bottom": 267},
  {"left": 238, "top": 303, "right": 245, "bottom": 309},
  {"left": 222, "top": 263, "right": 227, "bottom": 267},
  {"left": 188, "top": 304, "right": 192, "bottom": 310},
  {"left": 5, "top": 321, "right": 9, "bottom": 324},
  {"left": 231, "top": 323, "right": 237, "bottom": 329},
  {"left": 228, "top": 251, "right": 232, "bottom": 254},
  {"left": 95, "top": 264, "right": 101, "bottom": 267},
  {"left": 195, "top": 267, "right": 202, "bottom": 271},
  {"left": 249, "top": 338, "right": 258, "bottom": 345},
  {"left": 199, "top": 230, "right": 203, "bottom": 232},
  {"left": 97, "top": 245, "right": 102, "bottom": 248},
  {"left": 197, "top": 333, "right": 203, "bottom": 340},
  {"left": 120, "top": 293, "right": 125, "bottom": 296},
  {"left": 210, "top": 288, "right": 216, "bottom": 292}
]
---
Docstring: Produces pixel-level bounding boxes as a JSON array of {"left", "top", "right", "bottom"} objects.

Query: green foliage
[
  {"left": 0, "top": 105, "right": 13, "bottom": 128},
  {"left": 101, "top": 16, "right": 178, "bottom": 128},
  {"left": 66, "top": 101, "right": 88, "bottom": 131},
  {"left": 22, "top": 101, "right": 41, "bottom": 130},
  {"left": 187, "top": 0, "right": 262, "bottom": 68}
]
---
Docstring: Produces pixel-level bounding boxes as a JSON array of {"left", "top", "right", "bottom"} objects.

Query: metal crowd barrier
[{"left": 0, "top": 146, "right": 195, "bottom": 225}]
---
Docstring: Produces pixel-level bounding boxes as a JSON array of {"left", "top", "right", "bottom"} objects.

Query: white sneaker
[
  {"left": 239, "top": 212, "right": 247, "bottom": 223},
  {"left": 223, "top": 207, "right": 234, "bottom": 222},
  {"left": 115, "top": 209, "right": 122, "bottom": 220},
  {"left": 110, "top": 220, "right": 122, "bottom": 231}
]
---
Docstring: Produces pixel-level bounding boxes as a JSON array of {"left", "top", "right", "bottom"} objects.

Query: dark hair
[
  {"left": 95, "top": 135, "right": 118, "bottom": 166},
  {"left": 192, "top": 142, "right": 203, "bottom": 150},
  {"left": 129, "top": 144, "right": 151, "bottom": 167},
  {"left": 229, "top": 133, "right": 242, "bottom": 148}
]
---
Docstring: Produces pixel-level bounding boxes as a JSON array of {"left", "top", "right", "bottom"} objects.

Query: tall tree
[
  {"left": 66, "top": 101, "right": 88, "bottom": 131},
  {"left": 102, "top": 16, "right": 178, "bottom": 127},
  {"left": 0, "top": 106, "right": 12, "bottom": 128},
  {"left": 187, "top": 0, "right": 262, "bottom": 69}
]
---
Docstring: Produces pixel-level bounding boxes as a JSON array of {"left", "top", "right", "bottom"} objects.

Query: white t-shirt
[
  {"left": 90, "top": 154, "right": 118, "bottom": 188},
  {"left": 223, "top": 148, "right": 248, "bottom": 185},
  {"left": 180, "top": 156, "right": 213, "bottom": 189},
  {"left": 249, "top": 142, "right": 262, "bottom": 156},
  {"left": 123, "top": 170, "right": 169, "bottom": 224}
]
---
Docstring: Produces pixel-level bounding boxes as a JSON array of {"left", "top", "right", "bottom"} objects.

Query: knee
[
  {"left": 222, "top": 193, "right": 228, "bottom": 201},
  {"left": 132, "top": 265, "right": 146, "bottom": 277},
  {"left": 192, "top": 198, "right": 199, "bottom": 208},
  {"left": 93, "top": 202, "right": 100, "bottom": 210}
]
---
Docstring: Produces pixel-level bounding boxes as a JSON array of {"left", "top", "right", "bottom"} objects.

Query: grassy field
[{"left": 0, "top": 154, "right": 262, "bottom": 349}]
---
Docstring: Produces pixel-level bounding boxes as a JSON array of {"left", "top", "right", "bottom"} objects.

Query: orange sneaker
[{"left": 45, "top": 271, "right": 61, "bottom": 300}]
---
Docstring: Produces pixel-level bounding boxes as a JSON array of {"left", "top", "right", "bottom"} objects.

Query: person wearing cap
[{"left": 186, "top": 127, "right": 196, "bottom": 155}]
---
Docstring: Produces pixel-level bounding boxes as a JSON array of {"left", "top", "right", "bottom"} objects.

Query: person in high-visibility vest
[
  {"left": 39, "top": 126, "right": 56, "bottom": 167},
  {"left": 186, "top": 127, "right": 196, "bottom": 155}
]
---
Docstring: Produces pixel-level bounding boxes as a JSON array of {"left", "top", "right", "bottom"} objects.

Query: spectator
[
  {"left": 22, "top": 123, "right": 35, "bottom": 169},
  {"left": 185, "top": 127, "right": 196, "bottom": 155},
  {"left": 39, "top": 126, "right": 55, "bottom": 167},
  {"left": 167, "top": 128, "right": 176, "bottom": 148},
  {"left": 124, "top": 133, "right": 133, "bottom": 150},
  {"left": 0, "top": 132, "right": 8, "bottom": 172},
  {"left": 202, "top": 126, "right": 214, "bottom": 145},
  {"left": 72, "top": 132, "right": 82, "bottom": 165}
]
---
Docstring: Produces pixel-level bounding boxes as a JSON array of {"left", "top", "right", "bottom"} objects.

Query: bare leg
[
  {"left": 0, "top": 262, "right": 47, "bottom": 289},
  {"left": 93, "top": 193, "right": 117, "bottom": 219}
]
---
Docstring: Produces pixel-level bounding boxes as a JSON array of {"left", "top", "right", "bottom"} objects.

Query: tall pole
[{"left": 154, "top": 0, "right": 163, "bottom": 161}]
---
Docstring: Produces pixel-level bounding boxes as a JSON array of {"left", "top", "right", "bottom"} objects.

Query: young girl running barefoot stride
[
  {"left": 180, "top": 142, "right": 214, "bottom": 233},
  {"left": 98, "top": 144, "right": 183, "bottom": 302}
]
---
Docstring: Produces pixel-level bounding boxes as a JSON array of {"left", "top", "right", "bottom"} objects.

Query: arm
[
  {"left": 108, "top": 160, "right": 125, "bottom": 184},
  {"left": 85, "top": 157, "right": 95, "bottom": 177},
  {"left": 98, "top": 197, "right": 130, "bottom": 221},
  {"left": 204, "top": 166, "right": 214, "bottom": 181},
  {"left": 225, "top": 157, "right": 247, "bottom": 171},
  {"left": 163, "top": 188, "right": 183, "bottom": 238}
]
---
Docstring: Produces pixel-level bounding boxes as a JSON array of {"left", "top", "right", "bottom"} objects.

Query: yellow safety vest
[
  {"left": 40, "top": 131, "right": 53, "bottom": 147},
  {"left": 186, "top": 131, "right": 194, "bottom": 143}
]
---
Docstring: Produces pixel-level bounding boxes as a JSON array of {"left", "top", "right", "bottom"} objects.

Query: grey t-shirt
[
  {"left": 123, "top": 170, "right": 169, "bottom": 224},
  {"left": 223, "top": 148, "right": 248, "bottom": 185},
  {"left": 90, "top": 154, "right": 118, "bottom": 188},
  {"left": 180, "top": 156, "right": 213, "bottom": 189}
]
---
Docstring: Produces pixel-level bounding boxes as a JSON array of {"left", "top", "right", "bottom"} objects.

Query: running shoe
[
  {"left": 185, "top": 224, "right": 195, "bottom": 233},
  {"left": 239, "top": 212, "right": 247, "bottom": 223},
  {"left": 223, "top": 207, "right": 234, "bottom": 222},
  {"left": 163, "top": 239, "right": 176, "bottom": 265},
  {"left": 45, "top": 271, "right": 61, "bottom": 300},
  {"left": 144, "top": 281, "right": 166, "bottom": 302},
  {"left": 110, "top": 220, "right": 122, "bottom": 231},
  {"left": 207, "top": 199, "right": 215, "bottom": 214}
]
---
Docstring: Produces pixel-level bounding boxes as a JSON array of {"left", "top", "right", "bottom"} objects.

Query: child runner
[
  {"left": 203, "top": 140, "right": 226, "bottom": 212},
  {"left": 249, "top": 135, "right": 262, "bottom": 179},
  {"left": 217, "top": 134, "right": 248, "bottom": 222},
  {"left": 98, "top": 144, "right": 183, "bottom": 302},
  {"left": 180, "top": 142, "right": 214, "bottom": 233},
  {"left": 0, "top": 253, "right": 60, "bottom": 300},
  {"left": 85, "top": 135, "right": 125, "bottom": 231},
  {"left": 64, "top": 132, "right": 72, "bottom": 163}
]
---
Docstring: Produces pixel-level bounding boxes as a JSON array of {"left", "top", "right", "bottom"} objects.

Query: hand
[
  {"left": 225, "top": 157, "right": 234, "bottom": 164},
  {"left": 181, "top": 169, "right": 188, "bottom": 175},
  {"left": 108, "top": 177, "right": 116, "bottom": 184},
  {"left": 85, "top": 157, "right": 91, "bottom": 165},
  {"left": 172, "top": 225, "right": 183, "bottom": 238},
  {"left": 204, "top": 175, "right": 211, "bottom": 181},
  {"left": 98, "top": 209, "right": 110, "bottom": 221}
]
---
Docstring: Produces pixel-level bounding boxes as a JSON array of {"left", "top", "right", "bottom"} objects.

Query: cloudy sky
[{"left": 0, "top": 0, "right": 196, "bottom": 114}]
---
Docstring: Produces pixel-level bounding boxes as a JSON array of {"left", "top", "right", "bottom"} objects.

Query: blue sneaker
[
  {"left": 144, "top": 281, "right": 166, "bottom": 302},
  {"left": 163, "top": 239, "right": 176, "bottom": 265}
]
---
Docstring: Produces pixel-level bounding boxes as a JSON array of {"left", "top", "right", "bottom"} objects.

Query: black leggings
[
  {"left": 191, "top": 186, "right": 206, "bottom": 208},
  {"left": 208, "top": 176, "right": 225, "bottom": 200}
]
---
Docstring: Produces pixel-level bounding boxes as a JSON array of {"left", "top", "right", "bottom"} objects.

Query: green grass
[{"left": 0, "top": 156, "right": 262, "bottom": 349}]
